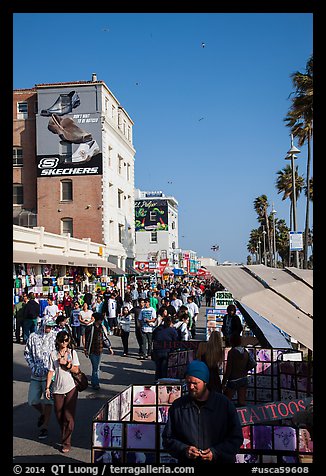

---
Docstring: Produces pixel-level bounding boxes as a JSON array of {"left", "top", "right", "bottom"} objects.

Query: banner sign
[
  {"left": 215, "top": 290, "right": 234, "bottom": 307},
  {"left": 135, "top": 200, "right": 169, "bottom": 232},
  {"left": 237, "top": 397, "right": 312, "bottom": 426},
  {"left": 153, "top": 340, "right": 201, "bottom": 351},
  {"left": 289, "top": 231, "right": 304, "bottom": 251}
]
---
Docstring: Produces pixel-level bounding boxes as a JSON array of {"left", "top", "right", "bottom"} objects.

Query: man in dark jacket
[
  {"left": 152, "top": 316, "right": 178, "bottom": 379},
  {"left": 221, "top": 304, "right": 243, "bottom": 346},
  {"left": 162, "top": 360, "right": 243, "bottom": 464},
  {"left": 23, "top": 292, "right": 40, "bottom": 344}
]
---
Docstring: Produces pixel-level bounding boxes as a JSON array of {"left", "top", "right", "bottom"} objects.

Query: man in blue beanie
[{"left": 162, "top": 360, "right": 243, "bottom": 464}]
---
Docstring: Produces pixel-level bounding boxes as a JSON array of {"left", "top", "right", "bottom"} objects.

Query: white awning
[
  {"left": 206, "top": 264, "right": 313, "bottom": 351},
  {"left": 13, "top": 249, "right": 116, "bottom": 270}
]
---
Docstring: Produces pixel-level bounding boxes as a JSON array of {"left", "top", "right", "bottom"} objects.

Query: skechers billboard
[{"left": 36, "top": 86, "right": 102, "bottom": 176}]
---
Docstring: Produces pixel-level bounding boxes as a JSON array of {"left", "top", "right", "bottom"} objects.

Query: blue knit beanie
[{"left": 186, "top": 360, "right": 210, "bottom": 383}]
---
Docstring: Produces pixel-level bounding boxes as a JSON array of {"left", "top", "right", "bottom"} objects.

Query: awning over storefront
[
  {"left": 125, "top": 266, "right": 140, "bottom": 275},
  {"left": 108, "top": 266, "right": 126, "bottom": 276},
  {"left": 205, "top": 264, "right": 313, "bottom": 351},
  {"left": 172, "top": 268, "right": 184, "bottom": 275},
  {"left": 13, "top": 249, "right": 117, "bottom": 270},
  {"left": 235, "top": 301, "right": 293, "bottom": 349}
]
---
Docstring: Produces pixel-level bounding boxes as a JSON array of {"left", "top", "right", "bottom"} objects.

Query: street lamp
[
  {"left": 271, "top": 203, "right": 277, "bottom": 268},
  {"left": 285, "top": 134, "right": 300, "bottom": 268},
  {"left": 262, "top": 226, "right": 267, "bottom": 266},
  {"left": 258, "top": 239, "right": 261, "bottom": 264}
]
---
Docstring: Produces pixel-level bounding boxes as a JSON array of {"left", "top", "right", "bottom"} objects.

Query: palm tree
[
  {"left": 253, "top": 195, "right": 271, "bottom": 265},
  {"left": 284, "top": 55, "right": 313, "bottom": 269},
  {"left": 275, "top": 165, "right": 305, "bottom": 230},
  {"left": 247, "top": 229, "right": 261, "bottom": 264}
]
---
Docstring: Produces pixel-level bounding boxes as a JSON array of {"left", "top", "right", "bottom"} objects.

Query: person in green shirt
[
  {"left": 149, "top": 291, "right": 159, "bottom": 311},
  {"left": 14, "top": 294, "right": 28, "bottom": 343}
]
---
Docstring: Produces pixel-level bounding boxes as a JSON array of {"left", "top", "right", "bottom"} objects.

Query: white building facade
[{"left": 134, "top": 190, "right": 179, "bottom": 269}]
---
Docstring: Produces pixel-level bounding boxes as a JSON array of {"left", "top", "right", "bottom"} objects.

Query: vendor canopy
[
  {"left": 206, "top": 264, "right": 313, "bottom": 351},
  {"left": 235, "top": 300, "right": 293, "bottom": 349},
  {"left": 13, "top": 248, "right": 117, "bottom": 270}
]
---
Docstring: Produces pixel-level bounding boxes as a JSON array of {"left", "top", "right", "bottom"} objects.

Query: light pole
[
  {"left": 271, "top": 203, "right": 277, "bottom": 268},
  {"left": 262, "top": 227, "right": 267, "bottom": 266},
  {"left": 285, "top": 134, "right": 300, "bottom": 268},
  {"left": 258, "top": 239, "right": 261, "bottom": 264}
]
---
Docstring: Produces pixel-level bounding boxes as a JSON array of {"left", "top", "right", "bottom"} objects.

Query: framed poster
[
  {"left": 93, "top": 422, "right": 123, "bottom": 448},
  {"left": 125, "top": 423, "right": 156, "bottom": 450}
]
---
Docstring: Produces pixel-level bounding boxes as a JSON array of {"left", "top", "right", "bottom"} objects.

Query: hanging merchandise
[
  {"left": 14, "top": 277, "right": 22, "bottom": 289},
  {"left": 57, "top": 277, "right": 64, "bottom": 286},
  {"left": 25, "top": 275, "right": 30, "bottom": 287},
  {"left": 35, "top": 275, "right": 43, "bottom": 287},
  {"left": 29, "top": 275, "right": 35, "bottom": 286},
  {"left": 21, "top": 276, "right": 26, "bottom": 288},
  {"left": 84, "top": 268, "right": 92, "bottom": 278}
]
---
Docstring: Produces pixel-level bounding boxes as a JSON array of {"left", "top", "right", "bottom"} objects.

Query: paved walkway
[{"left": 13, "top": 304, "right": 207, "bottom": 463}]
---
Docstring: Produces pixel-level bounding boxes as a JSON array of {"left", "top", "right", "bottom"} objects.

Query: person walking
[
  {"left": 43, "top": 296, "right": 60, "bottom": 326},
  {"left": 79, "top": 302, "right": 95, "bottom": 348},
  {"left": 84, "top": 312, "right": 114, "bottom": 390},
  {"left": 138, "top": 298, "right": 157, "bottom": 359},
  {"left": 221, "top": 304, "right": 243, "bottom": 347},
  {"left": 221, "top": 333, "right": 250, "bottom": 406},
  {"left": 63, "top": 291, "right": 73, "bottom": 322},
  {"left": 24, "top": 318, "right": 57, "bottom": 439},
  {"left": 45, "top": 331, "right": 80, "bottom": 453},
  {"left": 196, "top": 331, "right": 224, "bottom": 393},
  {"left": 119, "top": 306, "right": 132, "bottom": 356},
  {"left": 186, "top": 296, "right": 199, "bottom": 339},
  {"left": 14, "top": 294, "right": 28, "bottom": 343},
  {"left": 152, "top": 316, "right": 178, "bottom": 380},
  {"left": 55, "top": 314, "right": 77, "bottom": 348},
  {"left": 162, "top": 360, "right": 243, "bottom": 464},
  {"left": 23, "top": 292, "right": 41, "bottom": 345},
  {"left": 107, "top": 292, "right": 118, "bottom": 334},
  {"left": 83, "top": 286, "right": 93, "bottom": 310},
  {"left": 70, "top": 301, "right": 82, "bottom": 347},
  {"left": 130, "top": 298, "right": 145, "bottom": 355}
]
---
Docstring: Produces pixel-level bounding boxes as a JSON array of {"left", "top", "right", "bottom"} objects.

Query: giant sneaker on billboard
[{"left": 36, "top": 86, "right": 103, "bottom": 177}]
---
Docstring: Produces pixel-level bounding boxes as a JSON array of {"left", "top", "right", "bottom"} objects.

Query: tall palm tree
[
  {"left": 253, "top": 195, "right": 271, "bottom": 264},
  {"left": 284, "top": 55, "right": 313, "bottom": 268},
  {"left": 275, "top": 165, "right": 305, "bottom": 230}
]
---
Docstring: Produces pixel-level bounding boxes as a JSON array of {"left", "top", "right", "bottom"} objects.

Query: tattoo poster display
[
  {"left": 235, "top": 424, "right": 313, "bottom": 463},
  {"left": 167, "top": 349, "right": 194, "bottom": 379},
  {"left": 92, "top": 383, "right": 187, "bottom": 462},
  {"left": 223, "top": 347, "right": 308, "bottom": 405},
  {"left": 91, "top": 383, "right": 313, "bottom": 463},
  {"left": 279, "top": 360, "right": 313, "bottom": 401}
]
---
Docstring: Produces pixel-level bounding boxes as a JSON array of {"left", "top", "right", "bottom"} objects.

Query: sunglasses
[{"left": 60, "top": 337, "right": 70, "bottom": 342}]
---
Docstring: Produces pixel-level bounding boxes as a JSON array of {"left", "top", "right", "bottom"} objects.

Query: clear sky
[{"left": 13, "top": 13, "right": 313, "bottom": 264}]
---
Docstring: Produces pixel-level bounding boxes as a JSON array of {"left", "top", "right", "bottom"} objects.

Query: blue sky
[{"left": 13, "top": 13, "right": 313, "bottom": 264}]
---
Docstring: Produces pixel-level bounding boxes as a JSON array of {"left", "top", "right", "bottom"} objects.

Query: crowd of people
[{"left": 15, "top": 277, "right": 254, "bottom": 457}]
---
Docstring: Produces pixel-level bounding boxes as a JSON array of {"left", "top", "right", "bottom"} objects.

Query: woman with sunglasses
[{"left": 45, "top": 330, "right": 80, "bottom": 453}]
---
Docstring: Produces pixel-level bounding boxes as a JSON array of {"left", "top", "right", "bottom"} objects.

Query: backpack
[{"left": 175, "top": 322, "right": 183, "bottom": 341}]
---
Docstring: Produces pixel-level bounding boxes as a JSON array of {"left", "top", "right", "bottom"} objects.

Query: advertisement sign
[
  {"left": 237, "top": 397, "right": 312, "bottom": 426},
  {"left": 36, "top": 87, "right": 103, "bottom": 177},
  {"left": 135, "top": 261, "right": 149, "bottom": 272},
  {"left": 289, "top": 231, "right": 303, "bottom": 251},
  {"left": 135, "top": 200, "right": 169, "bottom": 232}
]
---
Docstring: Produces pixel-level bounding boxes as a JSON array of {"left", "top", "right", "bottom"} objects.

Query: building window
[
  {"left": 118, "top": 189, "right": 123, "bottom": 209},
  {"left": 118, "top": 155, "right": 123, "bottom": 174},
  {"left": 61, "top": 180, "right": 73, "bottom": 201},
  {"left": 61, "top": 218, "right": 73, "bottom": 236},
  {"left": 112, "top": 105, "right": 116, "bottom": 120},
  {"left": 127, "top": 163, "right": 130, "bottom": 181},
  {"left": 13, "top": 147, "right": 23, "bottom": 166},
  {"left": 108, "top": 145, "right": 112, "bottom": 167},
  {"left": 150, "top": 211, "right": 157, "bottom": 221},
  {"left": 118, "top": 224, "right": 124, "bottom": 243},
  {"left": 150, "top": 231, "right": 158, "bottom": 243},
  {"left": 60, "top": 142, "right": 72, "bottom": 162},
  {"left": 128, "top": 125, "right": 131, "bottom": 141},
  {"left": 13, "top": 184, "right": 24, "bottom": 205},
  {"left": 172, "top": 241, "right": 176, "bottom": 249},
  {"left": 17, "top": 102, "right": 28, "bottom": 119},
  {"left": 171, "top": 221, "right": 175, "bottom": 230}
]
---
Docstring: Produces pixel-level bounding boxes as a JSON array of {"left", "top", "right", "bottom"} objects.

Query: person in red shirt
[{"left": 63, "top": 291, "right": 73, "bottom": 321}]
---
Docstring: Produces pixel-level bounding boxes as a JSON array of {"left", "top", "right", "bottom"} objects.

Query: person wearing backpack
[
  {"left": 221, "top": 333, "right": 250, "bottom": 406},
  {"left": 152, "top": 316, "right": 178, "bottom": 380}
]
